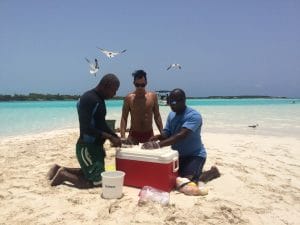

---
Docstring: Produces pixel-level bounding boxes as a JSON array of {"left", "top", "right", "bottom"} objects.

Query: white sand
[{"left": 0, "top": 129, "right": 299, "bottom": 225}]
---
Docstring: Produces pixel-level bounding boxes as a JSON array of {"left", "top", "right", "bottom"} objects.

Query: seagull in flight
[
  {"left": 97, "top": 47, "right": 127, "bottom": 58},
  {"left": 167, "top": 63, "right": 182, "bottom": 70},
  {"left": 85, "top": 58, "right": 99, "bottom": 76}
]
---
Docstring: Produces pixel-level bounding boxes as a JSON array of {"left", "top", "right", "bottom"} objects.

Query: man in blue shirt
[{"left": 142, "top": 88, "right": 220, "bottom": 185}]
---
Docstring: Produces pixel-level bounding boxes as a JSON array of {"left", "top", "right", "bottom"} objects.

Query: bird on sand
[
  {"left": 167, "top": 63, "right": 182, "bottom": 70},
  {"left": 97, "top": 47, "right": 127, "bottom": 58},
  {"left": 85, "top": 58, "right": 99, "bottom": 76},
  {"left": 248, "top": 124, "right": 259, "bottom": 128}
]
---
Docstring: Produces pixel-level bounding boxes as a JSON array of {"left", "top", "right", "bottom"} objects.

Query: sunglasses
[{"left": 134, "top": 83, "right": 146, "bottom": 88}]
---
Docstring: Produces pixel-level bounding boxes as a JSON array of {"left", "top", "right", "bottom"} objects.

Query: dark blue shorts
[{"left": 179, "top": 156, "right": 206, "bottom": 182}]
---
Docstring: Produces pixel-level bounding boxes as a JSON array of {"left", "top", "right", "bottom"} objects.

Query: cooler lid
[{"left": 116, "top": 145, "right": 178, "bottom": 163}]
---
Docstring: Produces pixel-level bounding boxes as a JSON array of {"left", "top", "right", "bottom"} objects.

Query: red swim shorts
[{"left": 129, "top": 130, "right": 154, "bottom": 143}]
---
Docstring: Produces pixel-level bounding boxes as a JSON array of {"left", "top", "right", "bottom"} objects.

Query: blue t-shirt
[{"left": 163, "top": 107, "right": 206, "bottom": 158}]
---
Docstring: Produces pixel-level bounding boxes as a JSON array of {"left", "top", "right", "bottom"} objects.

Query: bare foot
[
  {"left": 50, "top": 168, "right": 93, "bottom": 189},
  {"left": 199, "top": 165, "right": 221, "bottom": 183},
  {"left": 46, "top": 164, "right": 61, "bottom": 180},
  {"left": 50, "top": 168, "right": 66, "bottom": 186}
]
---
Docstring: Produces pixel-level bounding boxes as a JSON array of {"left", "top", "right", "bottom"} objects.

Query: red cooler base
[{"left": 116, "top": 158, "right": 178, "bottom": 192}]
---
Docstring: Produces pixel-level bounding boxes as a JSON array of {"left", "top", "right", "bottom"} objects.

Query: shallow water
[{"left": 0, "top": 98, "right": 299, "bottom": 137}]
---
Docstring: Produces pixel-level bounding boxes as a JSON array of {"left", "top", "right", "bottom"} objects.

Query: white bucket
[{"left": 101, "top": 171, "right": 125, "bottom": 199}]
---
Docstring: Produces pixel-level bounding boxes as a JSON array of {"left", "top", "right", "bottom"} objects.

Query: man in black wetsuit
[{"left": 47, "top": 73, "right": 122, "bottom": 188}]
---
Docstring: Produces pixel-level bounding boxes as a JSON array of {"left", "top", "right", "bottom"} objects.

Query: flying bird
[
  {"left": 85, "top": 58, "right": 99, "bottom": 76},
  {"left": 97, "top": 47, "right": 127, "bottom": 58},
  {"left": 248, "top": 124, "right": 259, "bottom": 128},
  {"left": 167, "top": 63, "right": 182, "bottom": 70}
]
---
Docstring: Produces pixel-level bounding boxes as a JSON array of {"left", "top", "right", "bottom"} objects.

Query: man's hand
[
  {"left": 141, "top": 141, "right": 160, "bottom": 149},
  {"left": 149, "top": 135, "right": 160, "bottom": 142},
  {"left": 127, "top": 136, "right": 139, "bottom": 145},
  {"left": 110, "top": 136, "right": 122, "bottom": 147},
  {"left": 121, "top": 138, "right": 136, "bottom": 146}
]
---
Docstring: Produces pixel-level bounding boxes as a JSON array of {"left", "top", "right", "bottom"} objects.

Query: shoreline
[
  {"left": 1, "top": 129, "right": 299, "bottom": 224},
  {"left": 1, "top": 125, "right": 299, "bottom": 140},
  {"left": 1, "top": 95, "right": 297, "bottom": 102}
]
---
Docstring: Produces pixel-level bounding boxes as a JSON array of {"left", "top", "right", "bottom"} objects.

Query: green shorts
[{"left": 76, "top": 142, "right": 105, "bottom": 185}]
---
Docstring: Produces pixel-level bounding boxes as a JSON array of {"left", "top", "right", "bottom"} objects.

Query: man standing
[
  {"left": 142, "top": 88, "right": 220, "bottom": 189},
  {"left": 120, "top": 70, "right": 163, "bottom": 144},
  {"left": 47, "top": 74, "right": 122, "bottom": 188}
]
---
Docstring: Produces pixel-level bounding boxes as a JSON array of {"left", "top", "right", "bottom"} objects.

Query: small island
[
  {"left": 0, "top": 93, "right": 287, "bottom": 102},
  {"left": 0, "top": 93, "right": 124, "bottom": 101}
]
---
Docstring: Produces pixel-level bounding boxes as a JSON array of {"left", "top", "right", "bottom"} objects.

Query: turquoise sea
[{"left": 0, "top": 98, "right": 300, "bottom": 138}]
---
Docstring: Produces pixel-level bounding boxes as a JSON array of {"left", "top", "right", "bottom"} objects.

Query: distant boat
[{"left": 155, "top": 90, "right": 170, "bottom": 106}]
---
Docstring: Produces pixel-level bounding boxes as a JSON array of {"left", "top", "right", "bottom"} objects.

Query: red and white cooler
[{"left": 116, "top": 146, "right": 179, "bottom": 192}]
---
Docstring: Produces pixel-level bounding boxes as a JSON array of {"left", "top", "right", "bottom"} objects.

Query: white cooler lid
[{"left": 116, "top": 145, "right": 178, "bottom": 163}]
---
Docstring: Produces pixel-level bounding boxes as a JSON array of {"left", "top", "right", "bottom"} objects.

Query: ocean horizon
[{"left": 1, "top": 98, "right": 299, "bottom": 138}]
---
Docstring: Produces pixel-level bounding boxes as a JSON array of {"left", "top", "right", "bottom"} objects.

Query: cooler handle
[{"left": 173, "top": 157, "right": 179, "bottom": 172}]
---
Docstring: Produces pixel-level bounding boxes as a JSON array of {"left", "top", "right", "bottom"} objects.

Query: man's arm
[
  {"left": 142, "top": 128, "right": 191, "bottom": 149},
  {"left": 120, "top": 97, "right": 130, "bottom": 138},
  {"left": 101, "top": 131, "right": 121, "bottom": 147},
  {"left": 158, "top": 128, "right": 190, "bottom": 147},
  {"left": 149, "top": 132, "right": 166, "bottom": 141},
  {"left": 158, "top": 112, "right": 200, "bottom": 147},
  {"left": 103, "top": 121, "right": 118, "bottom": 137},
  {"left": 153, "top": 93, "right": 163, "bottom": 133}
]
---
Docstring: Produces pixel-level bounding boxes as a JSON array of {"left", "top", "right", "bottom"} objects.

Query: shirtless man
[{"left": 120, "top": 70, "right": 163, "bottom": 144}]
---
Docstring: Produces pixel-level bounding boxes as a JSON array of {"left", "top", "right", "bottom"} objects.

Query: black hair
[
  {"left": 170, "top": 88, "right": 186, "bottom": 100},
  {"left": 132, "top": 70, "right": 147, "bottom": 82},
  {"left": 98, "top": 73, "right": 120, "bottom": 88}
]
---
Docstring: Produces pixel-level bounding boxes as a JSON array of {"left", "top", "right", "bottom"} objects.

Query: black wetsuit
[{"left": 77, "top": 89, "right": 116, "bottom": 145}]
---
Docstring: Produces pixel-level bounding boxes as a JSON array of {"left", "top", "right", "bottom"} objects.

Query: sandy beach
[{"left": 0, "top": 128, "right": 299, "bottom": 225}]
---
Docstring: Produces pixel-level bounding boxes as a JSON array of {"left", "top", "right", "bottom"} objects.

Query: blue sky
[{"left": 0, "top": 0, "right": 299, "bottom": 97}]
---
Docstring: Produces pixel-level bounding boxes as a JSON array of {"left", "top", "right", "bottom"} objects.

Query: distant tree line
[
  {"left": 0, "top": 93, "right": 285, "bottom": 102},
  {"left": 0, "top": 93, "right": 80, "bottom": 101},
  {"left": 190, "top": 95, "right": 286, "bottom": 99},
  {"left": 0, "top": 93, "right": 126, "bottom": 101}
]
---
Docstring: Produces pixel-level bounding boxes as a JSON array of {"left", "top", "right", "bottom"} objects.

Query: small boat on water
[{"left": 155, "top": 90, "right": 170, "bottom": 106}]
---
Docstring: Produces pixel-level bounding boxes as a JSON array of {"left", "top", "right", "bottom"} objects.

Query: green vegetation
[
  {"left": 188, "top": 95, "right": 287, "bottom": 99},
  {"left": 0, "top": 93, "right": 125, "bottom": 101},
  {"left": 0, "top": 93, "right": 81, "bottom": 101},
  {"left": 0, "top": 93, "right": 286, "bottom": 102}
]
